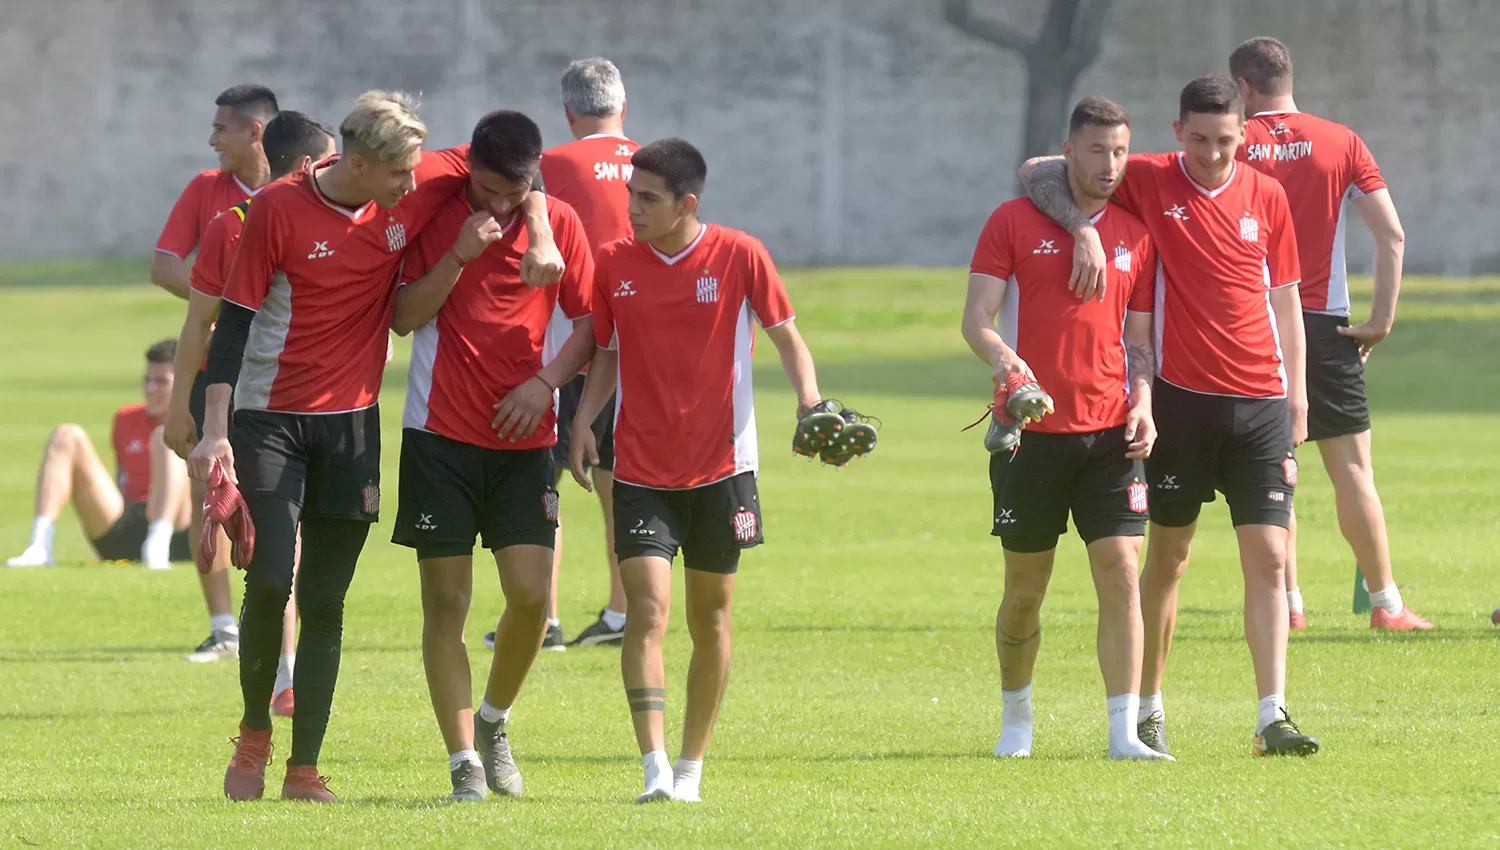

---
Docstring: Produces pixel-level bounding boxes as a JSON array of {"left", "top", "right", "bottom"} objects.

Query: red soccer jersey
[
  {"left": 593, "top": 224, "right": 795, "bottom": 489},
  {"left": 401, "top": 193, "right": 595, "bottom": 449},
  {"left": 156, "top": 170, "right": 262, "bottom": 259},
  {"left": 1110, "top": 152, "right": 1301, "bottom": 399},
  {"left": 1240, "top": 111, "right": 1387, "bottom": 316},
  {"left": 970, "top": 200, "right": 1157, "bottom": 433},
  {"left": 190, "top": 200, "right": 251, "bottom": 300},
  {"left": 112, "top": 404, "right": 159, "bottom": 504},
  {"left": 539, "top": 135, "right": 639, "bottom": 253},
  {"left": 222, "top": 148, "right": 469, "bottom": 414}
]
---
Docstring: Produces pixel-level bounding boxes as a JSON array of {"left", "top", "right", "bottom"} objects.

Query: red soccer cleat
[
  {"left": 1371, "top": 606, "right": 1434, "bottom": 630},
  {"left": 200, "top": 461, "right": 255, "bottom": 574},
  {"left": 224, "top": 723, "right": 274, "bottom": 802},
  {"left": 1289, "top": 610, "right": 1307, "bottom": 631},
  {"left": 271, "top": 688, "right": 295, "bottom": 718},
  {"left": 282, "top": 765, "right": 339, "bottom": 802}
]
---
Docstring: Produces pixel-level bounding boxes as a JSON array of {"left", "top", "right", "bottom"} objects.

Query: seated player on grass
[{"left": 7, "top": 340, "right": 192, "bottom": 570}]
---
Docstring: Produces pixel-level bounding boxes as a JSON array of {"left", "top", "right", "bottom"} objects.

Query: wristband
[
  {"left": 532, "top": 374, "right": 555, "bottom": 392},
  {"left": 448, "top": 249, "right": 469, "bottom": 267}
]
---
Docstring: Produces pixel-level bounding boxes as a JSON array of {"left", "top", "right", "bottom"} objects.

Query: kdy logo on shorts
[
  {"left": 1283, "top": 456, "right": 1299, "bottom": 487},
  {"left": 732, "top": 509, "right": 758, "bottom": 543},
  {"left": 542, "top": 490, "right": 560, "bottom": 523},
  {"left": 1128, "top": 480, "right": 1149, "bottom": 514}
]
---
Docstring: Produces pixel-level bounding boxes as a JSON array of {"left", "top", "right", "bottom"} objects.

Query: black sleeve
[{"left": 205, "top": 301, "right": 254, "bottom": 387}]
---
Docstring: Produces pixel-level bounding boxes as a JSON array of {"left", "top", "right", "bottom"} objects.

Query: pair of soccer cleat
[
  {"left": 976, "top": 372, "right": 1055, "bottom": 454},
  {"left": 793, "top": 400, "right": 879, "bottom": 467}
]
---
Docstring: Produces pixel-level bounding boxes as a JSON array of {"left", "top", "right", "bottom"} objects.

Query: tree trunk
[{"left": 1016, "top": 62, "right": 1078, "bottom": 195}]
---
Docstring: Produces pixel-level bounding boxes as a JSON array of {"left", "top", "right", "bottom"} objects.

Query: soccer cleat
[
  {"left": 541, "top": 622, "right": 567, "bottom": 652},
  {"left": 5, "top": 547, "right": 53, "bottom": 568},
  {"left": 1005, "top": 374, "right": 1054, "bottom": 425},
  {"left": 223, "top": 723, "right": 273, "bottom": 801},
  {"left": 1137, "top": 711, "right": 1171, "bottom": 756},
  {"left": 200, "top": 460, "right": 255, "bottom": 573},
  {"left": 271, "top": 687, "right": 295, "bottom": 717},
  {"left": 445, "top": 761, "right": 488, "bottom": 803},
  {"left": 1253, "top": 713, "right": 1319, "bottom": 757},
  {"left": 818, "top": 408, "right": 880, "bottom": 468},
  {"left": 1371, "top": 606, "right": 1434, "bottom": 630},
  {"left": 569, "top": 610, "right": 625, "bottom": 647},
  {"left": 186, "top": 630, "right": 240, "bottom": 663},
  {"left": 1289, "top": 610, "right": 1307, "bottom": 631},
  {"left": 792, "top": 400, "right": 845, "bottom": 459},
  {"left": 474, "top": 715, "right": 523, "bottom": 797},
  {"left": 282, "top": 765, "right": 338, "bottom": 802}
]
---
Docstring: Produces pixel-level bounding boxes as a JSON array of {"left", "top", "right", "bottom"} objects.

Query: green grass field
[{"left": 2, "top": 262, "right": 1498, "bottom": 848}]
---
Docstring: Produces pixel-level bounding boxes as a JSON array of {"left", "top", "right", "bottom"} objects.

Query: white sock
[
  {"left": 1286, "top": 588, "right": 1304, "bottom": 613},
  {"left": 995, "top": 684, "right": 1034, "bottom": 756},
  {"left": 143, "top": 520, "right": 175, "bottom": 563},
  {"left": 1369, "top": 584, "right": 1404, "bottom": 616},
  {"left": 478, "top": 699, "right": 510, "bottom": 725},
  {"left": 1107, "top": 694, "right": 1140, "bottom": 747},
  {"left": 1138, "top": 692, "right": 1164, "bottom": 724},
  {"left": 602, "top": 608, "right": 626, "bottom": 631},
  {"left": 642, "top": 750, "right": 673, "bottom": 792},
  {"left": 1257, "top": 694, "right": 1287, "bottom": 734},
  {"left": 673, "top": 757, "right": 703, "bottom": 801},
  {"left": 29, "top": 517, "right": 55, "bottom": 554},
  {"left": 546, "top": 617, "right": 561, "bottom": 628},
  {"left": 448, "top": 749, "right": 481, "bottom": 772},
  {"left": 210, "top": 613, "right": 238, "bottom": 635},
  {"left": 274, "top": 654, "right": 295, "bottom": 694}
]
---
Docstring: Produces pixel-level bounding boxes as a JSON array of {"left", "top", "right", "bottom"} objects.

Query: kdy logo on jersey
[
  {"left": 1128, "top": 480, "right": 1148, "bottom": 514},
  {"left": 541, "top": 490, "right": 560, "bottom": 523},
  {"left": 1033, "top": 239, "right": 1059, "bottom": 255},
  {"left": 1240, "top": 213, "right": 1260, "bottom": 243},
  {"left": 615, "top": 280, "right": 636, "bottom": 297},
  {"left": 732, "top": 509, "right": 759, "bottom": 543},
  {"left": 386, "top": 222, "right": 407, "bottom": 253},
  {"left": 308, "top": 240, "right": 334, "bottom": 259},
  {"left": 696, "top": 271, "right": 719, "bottom": 304},
  {"left": 1114, "top": 244, "right": 1133, "bottom": 273},
  {"left": 1164, "top": 204, "right": 1189, "bottom": 221}
]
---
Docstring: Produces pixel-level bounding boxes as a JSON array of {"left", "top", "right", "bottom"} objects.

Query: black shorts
[
  {"left": 392, "top": 428, "right": 559, "bottom": 559},
  {"left": 1304, "top": 311, "right": 1370, "bottom": 441},
  {"left": 189, "top": 369, "right": 236, "bottom": 440},
  {"left": 613, "top": 472, "right": 763, "bottom": 573},
  {"left": 230, "top": 406, "right": 382, "bottom": 523},
  {"left": 91, "top": 501, "right": 192, "bottom": 562},
  {"left": 1147, "top": 380, "right": 1296, "bottom": 529},
  {"left": 989, "top": 426, "right": 1149, "bottom": 552},
  {"left": 551, "top": 373, "right": 615, "bottom": 474}
]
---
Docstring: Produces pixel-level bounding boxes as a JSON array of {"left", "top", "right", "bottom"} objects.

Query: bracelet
[
  {"left": 448, "top": 249, "right": 469, "bottom": 267},
  {"left": 532, "top": 374, "right": 555, "bottom": 392}
]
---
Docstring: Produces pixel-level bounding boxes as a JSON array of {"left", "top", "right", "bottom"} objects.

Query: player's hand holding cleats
[
  {"left": 966, "top": 369, "right": 1055, "bottom": 455},
  {"left": 792, "top": 399, "right": 879, "bottom": 468}
]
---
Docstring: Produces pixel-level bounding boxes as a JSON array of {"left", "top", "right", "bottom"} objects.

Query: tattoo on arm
[
  {"left": 1127, "top": 340, "right": 1156, "bottom": 388},
  {"left": 1025, "top": 160, "right": 1090, "bottom": 233}
]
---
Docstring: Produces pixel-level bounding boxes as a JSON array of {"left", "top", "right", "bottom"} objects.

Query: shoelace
[{"left": 229, "top": 735, "right": 274, "bottom": 768}]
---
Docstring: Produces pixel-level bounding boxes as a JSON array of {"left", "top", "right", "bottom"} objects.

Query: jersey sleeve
[
  {"left": 397, "top": 212, "right": 446, "bottom": 286},
  {"left": 405, "top": 147, "right": 471, "bottom": 234},
  {"left": 968, "top": 206, "right": 1014, "bottom": 280},
  {"left": 221, "top": 197, "right": 283, "bottom": 311},
  {"left": 744, "top": 238, "right": 795, "bottom": 329},
  {"left": 554, "top": 207, "right": 595, "bottom": 320},
  {"left": 1110, "top": 154, "right": 1167, "bottom": 217},
  {"left": 591, "top": 252, "right": 618, "bottom": 350},
  {"left": 1347, "top": 134, "right": 1388, "bottom": 199},
  {"left": 155, "top": 173, "right": 208, "bottom": 258},
  {"left": 1265, "top": 185, "right": 1302, "bottom": 290},
  {"left": 189, "top": 212, "right": 241, "bottom": 298},
  {"left": 1127, "top": 233, "right": 1158, "bottom": 313}
]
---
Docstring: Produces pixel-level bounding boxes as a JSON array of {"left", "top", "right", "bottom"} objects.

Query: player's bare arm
[
  {"left": 150, "top": 253, "right": 192, "bottom": 300},
  {"left": 1344, "top": 189, "right": 1406, "bottom": 361},
  {"left": 164, "top": 290, "right": 221, "bottom": 458},
  {"left": 1122, "top": 309, "right": 1157, "bottom": 459},
  {"left": 1269, "top": 284, "right": 1309, "bottom": 446},
  {"left": 390, "top": 211, "right": 505, "bottom": 335},
  {"left": 1019, "top": 156, "right": 1108, "bottom": 301},
  {"left": 762, "top": 320, "right": 823, "bottom": 418},
  {"left": 960, "top": 272, "right": 1034, "bottom": 383},
  {"left": 568, "top": 347, "right": 620, "bottom": 490},
  {"left": 492, "top": 314, "right": 597, "bottom": 443},
  {"left": 518, "top": 192, "right": 564, "bottom": 288}
]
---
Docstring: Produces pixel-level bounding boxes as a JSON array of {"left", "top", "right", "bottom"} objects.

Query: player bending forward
[
  {"left": 568, "top": 139, "right": 851, "bottom": 803},
  {"left": 963, "top": 97, "right": 1169, "bottom": 761}
]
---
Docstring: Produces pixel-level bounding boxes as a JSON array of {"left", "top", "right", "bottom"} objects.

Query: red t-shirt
[
  {"left": 155, "top": 171, "right": 261, "bottom": 259},
  {"left": 1240, "top": 111, "right": 1387, "bottom": 316},
  {"left": 593, "top": 224, "right": 795, "bottom": 489},
  {"left": 112, "top": 404, "right": 159, "bottom": 504},
  {"left": 970, "top": 200, "right": 1156, "bottom": 433},
  {"left": 222, "top": 148, "right": 469, "bottom": 414},
  {"left": 190, "top": 200, "right": 251, "bottom": 300},
  {"left": 400, "top": 193, "right": 595, "bottom": 449},
  {"left": 1110, "top": 152, "right": 1301, "bottom": 399},
  {"left": 539, "top": 135, "right": 639, "bottom": 254}
]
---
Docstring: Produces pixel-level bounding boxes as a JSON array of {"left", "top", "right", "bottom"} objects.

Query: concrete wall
[{"left": 1, "top": 0, "right": 1495, "bottom": 272}]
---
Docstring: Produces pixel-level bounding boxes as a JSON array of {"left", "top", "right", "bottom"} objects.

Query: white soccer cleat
[{"left": 5, "top": 547, "right": 53, "bottom": 568}]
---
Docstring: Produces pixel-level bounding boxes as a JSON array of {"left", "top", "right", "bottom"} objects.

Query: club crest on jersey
[
  {"left": 1128, "top": 480, "right": 1148, "bottom": 514},
  {"left": 1283, "top": 456, "right": 1299, "bottom": 487},
  {"left": 362, "top": 483, "right": 380, "bottom": 515},
  {"left": 696, "top": 274, "right": 720, "bottom": 304},
  {"left": 1164, "top": 204, "right": 1189, "bottom": 221},
  {"left": 1240, "top": 214, "right": 1260, "bottom": 243},
  {"left": 1114, "top": 245, "right": 1132, "bottom": 273},
  {"left": 1033, "top": 239, "right": 1059, "bottom": 255},
  {"left": 386, "top": 222, "right": 407, "bottom": 253},
  {"left": 615, "top": 280, "right": 636, "bottom": 297},
  {"left": 542, "top": 490, "right": 560, "bottom": 523},
  {"left": 732, "top": 509, "right": 759, "bottom": 543}
]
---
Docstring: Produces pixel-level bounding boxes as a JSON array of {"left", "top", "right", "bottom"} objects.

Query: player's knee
[
  {"left": 686, "top": 603, "right": 731, "bottom": 645},
  {"left": 149, "top": 425, "right": 167, "bottom": 451},
  {"left": 627, "top": 592, "right": 670, "bottom": 635},
  {"left": 420, "top": 574, "right": 472, "bottom": 622},
  {"left": 243, "top": 573, "right": 294, "bottom": 617},
  {"left": 296, "top": 585, "right": 347, "bottom": 632},
  {"left": 47, "top": 423, "right": 86, "bottom": 455},
  {"left": 505, "top": 574, "right": 550, "bottom": 622}
]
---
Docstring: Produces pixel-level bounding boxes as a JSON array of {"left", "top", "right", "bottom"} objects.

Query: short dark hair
[
  {"left": 1230, "top": 37, "right": 1294, "bottom": 97},
  {"left": 1068, "top": 96, "right": 1130, "bottom": 138},
  {"left": 263, "top": 111, "right": 336, "bottom": 179},
  {"left": 631, "top": 138, "right": 707, "bottom": 201},
  {"left": 1178, "top": 75, "right": 1244, "bottom": 122},
  {"left": 467, "top": 111, "right": 543, "bottom": 185},
  {"left": 215, "top": 84, "right": 279, "bottom": 126},
  {"left": 145, "top": 339, "right": 177, "bottom": 365}
]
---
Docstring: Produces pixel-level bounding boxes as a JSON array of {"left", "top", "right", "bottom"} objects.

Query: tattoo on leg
[
  {"left": 997, "top": 627, "right": 1041, "bottom": 647},
  {"left": 627, "top": 687, "right": 665, "bottom": 713}
]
